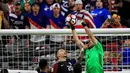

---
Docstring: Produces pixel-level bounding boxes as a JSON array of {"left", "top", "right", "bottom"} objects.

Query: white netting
[{"left": 0, "top": 29, "right": 130, "bottom": 73}]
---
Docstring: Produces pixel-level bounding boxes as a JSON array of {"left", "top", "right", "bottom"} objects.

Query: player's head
[
  {"left": 57, "top": 49, "right": 67, "bottom": 59},
  {"left": 96, "top": 0, "right": 103, "bottom": 9},
  {"left": 73, "top": 63, "right": 82, "bottom": 73},
  {"left": 52, "top": 3, "right": 61, "bottom": 15},
  {"left": 32, "top": 3, "right": 40, "bottom": 13},
  {"left": 0, "top": 69, "right": 8, "bottom": 73},
  {"left": 15, "top": 2, "right": 21, "bottom": 13},
  {"left": 39, "top": 59, "right": 49, "bottom": 72},
  {"left": 24, "top": 2, "right": 31, "bottom": 12},
  {"left": 68, "top": 0, "right": 75, "bottom": 8},
  {"left": 75, "top": 0, "right": 83, "bottom": 11}
]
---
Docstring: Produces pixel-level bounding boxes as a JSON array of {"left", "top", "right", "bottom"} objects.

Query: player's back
[{"left": 85, "top": 41, "right": 104, "bottom": 73}]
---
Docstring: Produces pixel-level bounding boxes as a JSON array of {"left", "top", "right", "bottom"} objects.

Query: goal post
[
  {"left": 0, "top": 28, "right": 130, "bottom": 35},
  {"left": 0, "top": 28, "right": 130, "bottom": 73}
]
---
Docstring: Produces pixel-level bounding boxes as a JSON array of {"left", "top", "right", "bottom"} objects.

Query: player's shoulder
[{"left": 9, "top": 13, "right": 17, "bottom": 18}]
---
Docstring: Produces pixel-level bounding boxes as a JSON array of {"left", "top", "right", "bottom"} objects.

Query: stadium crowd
[{"left": 0, "top": 0, "right": 130, "bottom": 72}]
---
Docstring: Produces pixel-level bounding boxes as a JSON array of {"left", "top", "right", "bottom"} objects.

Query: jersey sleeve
[{"left": 95, "top": 40, "right": 104, "bottom": 55}]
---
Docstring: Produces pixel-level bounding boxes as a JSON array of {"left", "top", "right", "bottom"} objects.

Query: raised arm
[
  {"left": 70, "top": 25, "right": 85, "bottom": 63},
  {"left": 70, "top": 25, "right": 84, "bottom": 49},
  {"left": 82, "top": 22, "right": 97, "bottom": 45}
]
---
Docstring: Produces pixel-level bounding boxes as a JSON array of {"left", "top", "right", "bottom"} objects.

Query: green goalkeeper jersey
[{"left": 84, "top": 41, "right": 104, "bottom": 73}]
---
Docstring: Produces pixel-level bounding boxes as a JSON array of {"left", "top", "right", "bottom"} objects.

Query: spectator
[
  {"left": 72, "top": 0, "right": 96, "bottom": 28},
  {"left": 49, "top": 3, "right": 67, "bottom": 44},
  {"left": 20, "top": 0, "right": 35, "bottom": 12},
  {"left": 0, "top": 10, "right": 9, "bottom": 29},
  {"left": 49, "top": 3, "right": 67, "bottom": 29},
  {"left": 108, "top": 0, "right": 118, "bottom": 14},
  {"left": 9, "top": 2, "right": 29, "bottom": 29},
  {"left": 6, "top": 0, "right": 15, "bottom": 13},
  {"left": 85, "top": 0, "right": 96, "bottom": 12},
  {"left": 28, "top": 3, "right": 50, "bottom": 43},
  {"left": 24, "top": 2, "right": 31, "bottom": 17},
  {"left": 116, "top": 0, "right": 130, "bottom": 28},
  {"left": 41, "top": 0, "right": 55, "bottom": 18},
  {"left": 104, "top": 51, "right": 113, "bottom": 71},
  {"left": 0, "top": 0, "right": 9, "bottom": 16},
  {"left": 91, "top": 0, "right": 111, "bottom": 28},
  {"left": 118, "top": 39, "right": 130, "bottom": 65},
  {"left": 51, "top": 49, "right": 74, "bottom": 73},
  {"left": 102, "top": 14, "right": 126, "bottom": 28},
  {"left": 61, "top": 0, "right": 75, "bottom": 17},
  {"left": 0, "top": 69, "right": 8, "bottom": 73},
  {"left": 39, "top": 59, "right": 49, "bottom": 73}
]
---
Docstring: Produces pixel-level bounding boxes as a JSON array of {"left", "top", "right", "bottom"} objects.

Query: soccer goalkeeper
[{"left": 69, "top": 18, "right": 104, "bottom": 73}]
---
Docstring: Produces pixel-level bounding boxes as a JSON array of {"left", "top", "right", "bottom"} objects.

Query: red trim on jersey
[
  {"left": 49, "top": 19, "right": 60, "bottom": 29},
  {"left": 28, "top": 17, "right": 42, "bottom": 29}
]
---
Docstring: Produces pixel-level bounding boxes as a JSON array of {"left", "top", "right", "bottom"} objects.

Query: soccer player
[
  {"left": 51, "top": 49, "right": 74, "bottom": 73},
  {"left": 69, "top": 19, "right": 104, "bottom": 73}
]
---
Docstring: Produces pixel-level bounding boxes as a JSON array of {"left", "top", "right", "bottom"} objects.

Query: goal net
[{"left": 0, "top": 29, "right": 130, "bottom": 73}]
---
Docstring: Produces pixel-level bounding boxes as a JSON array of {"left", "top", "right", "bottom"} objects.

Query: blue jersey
[
  {"left": 41, "top": 3, "right": 53, "bottom": 18},
  {"left": 49, "top": 14, "right": 66, "bottom": 29},
  {"left": 119, "top": 48, "right": 130, "bottom": 65},
  {"left": 91, "top": 8, "right": 111, "bottom": 28},
  {"left": 28, "top": 12, "right": 49, "bottom": 29}
]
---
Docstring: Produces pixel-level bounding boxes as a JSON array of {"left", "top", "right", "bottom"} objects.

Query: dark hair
[
  {"left": 0, "top": 69, "right": 8, "bottom": 73},
  {"left": 73, "top": 63, "right": 82, "bottom": 73},
  {"left": 39, "top": 59, "right": 48, "bottom": 70}
]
